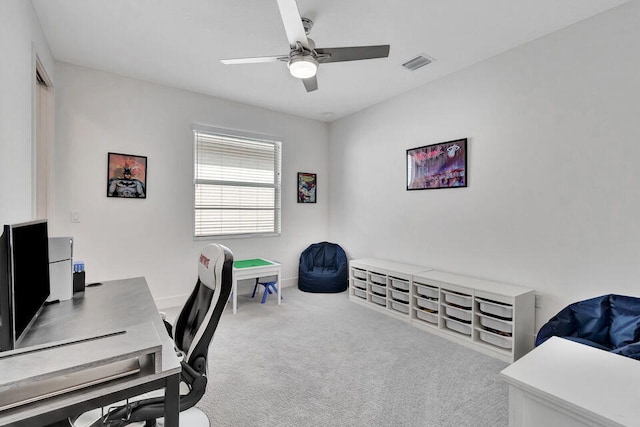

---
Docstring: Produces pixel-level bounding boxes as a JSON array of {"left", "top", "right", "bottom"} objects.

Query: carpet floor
[{"left": 189, "top": 287, "right": 508, "bottom": 427}]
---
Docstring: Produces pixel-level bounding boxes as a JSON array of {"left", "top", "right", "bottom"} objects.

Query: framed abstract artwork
[
  {"left": 297, "top": 172, "right": 317, "bottom": 203},
  {"left": 107, "top": 152, "right": 147, "bottom": 198},
  {"left": 407, "top": 138, "right": 467, "bottom": 190}
]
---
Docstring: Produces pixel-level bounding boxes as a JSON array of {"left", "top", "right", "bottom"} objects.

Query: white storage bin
[
  {"left": 478, "top": 329, "right": 513, "bottom": 349},
  {"left": 390, "top": 277, "right": 410, "bottom": 291},
  {"left": 479, "top": 316, "right": 512, "bottom": 334},
  {"left": 445, "top": 305, "right": 472, "bottom": 323},
  {"left": 390, "top": 289, "right": 409, "bottom": 303},
  {"left": 415, "top": 284, "right": 439, "bottom": 299},
  {"left": 477, "top": 298, "right": 513, "bottom": 319},
  {"left": 369, "top": 273, "right": 386, "bottom": 286},
  {"left": 443, "top": 290, "right": 472, "bottom": 308},
  {"left": 352, "top": 279, "right": 366, "bottom": 290},
  {"left": 370, "top": 283, "right": 387, "bottom": 296},
  {"left": 391, "top": 301, "right": 409, "bottom": 314},
  {"left": 371, "top": 294, "right": 386, "bottom": 306},
  {"left": 353, "top": 288, "right": 366, "bottom": 299},
  {"left": 415, "top": 309, "right": 438, "bottom": 324},
  {"left": 352, "top": 268, "right": 366, "bottom": 280},
  {"left": 415, "top": 297, "right": 439, "bottom": 312},
  {"left": 445, "top": 318, "right": 472, "bottom": 336}
]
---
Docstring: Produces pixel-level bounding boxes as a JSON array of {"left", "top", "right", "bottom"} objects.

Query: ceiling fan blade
[
  {"left": 220, "top": 55, "right": 288, "bottom": 65},
  {"left": 276, "top": 0, "right": 310, "bottom": 50},
  {"left": 302, "top": 76, "right": 318, "bottom": 92},
  {"left": 315, "top": 45, "right": 390, "bottom": 63}
]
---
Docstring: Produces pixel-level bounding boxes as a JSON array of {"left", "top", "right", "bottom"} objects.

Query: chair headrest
[{"left": 198, "top": 243, "right": 226, "bottom": 290}]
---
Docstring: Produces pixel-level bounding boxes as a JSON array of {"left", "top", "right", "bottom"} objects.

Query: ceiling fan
[{"left": 220, "top": 0, "right": 390, "bottom": 92}]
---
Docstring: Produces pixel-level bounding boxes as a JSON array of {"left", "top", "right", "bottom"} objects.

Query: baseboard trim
[{"left": 155, "top": 277, "right": 297, "bottom": 310}]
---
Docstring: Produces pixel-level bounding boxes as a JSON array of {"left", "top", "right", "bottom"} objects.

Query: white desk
[
  {"left": 232, "top": 259, "right": 281, "bottom": 314},
  {"left": 500, "top": 337, "right": 640, "bottom": 427},
  {"left": 0, "top": 277, "right": 181, "bottom": 427}
]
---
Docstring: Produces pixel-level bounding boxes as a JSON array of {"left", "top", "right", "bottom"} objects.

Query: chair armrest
[
  {"left": 163, "top": 319, "right": 173, "bottom": 339},
  {"left": 178, "top": 360, "right": 208, "bottom": 411}
]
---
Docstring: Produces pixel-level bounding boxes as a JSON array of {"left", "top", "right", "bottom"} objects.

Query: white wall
[
  {"left": 328, "top": 1, "right": 640, "bottom": 330},
  {"left": 0, "top": 0, "right": 55, "bottom": 224},
  {"left": 53, "top": 63, "right": 329, "bottom": 306},
  {"left": 6, "top": 0, "right": 639, "bottom": 324}
]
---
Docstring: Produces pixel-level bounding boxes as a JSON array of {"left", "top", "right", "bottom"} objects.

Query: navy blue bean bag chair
[
  {"left": 536, "top": 294, "right": 640, "bottom": 359},
  {"left": 298, "top": 242, "right": 348, "bottom": 293}
]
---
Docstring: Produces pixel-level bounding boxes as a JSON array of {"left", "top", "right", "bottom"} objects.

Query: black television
[{"left": 0, "top": 220, "right": 51, "bottom": 351}]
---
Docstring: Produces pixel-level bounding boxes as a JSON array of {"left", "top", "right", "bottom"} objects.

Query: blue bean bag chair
[
  {"left": 298, "top": 242, "right": 348, "bottom": 293},
  {"left": 536, "top": 294, "right": 640, "bottom": 359}
]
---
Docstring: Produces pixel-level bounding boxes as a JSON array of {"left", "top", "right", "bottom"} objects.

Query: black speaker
[{"left": 73, "top": 271, "right": 85, "bottom": 293}]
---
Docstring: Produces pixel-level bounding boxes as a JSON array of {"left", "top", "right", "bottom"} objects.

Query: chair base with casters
[
  {"left": 70, "top": 395, "right": 210, "bottom": 427},
  {"left": 69, "top": 243, "right": 233, "bottom": 427}
]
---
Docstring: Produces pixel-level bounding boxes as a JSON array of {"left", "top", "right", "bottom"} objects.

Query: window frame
[{"left": 192, "top": 124, "right": 282, "bottom": 239}]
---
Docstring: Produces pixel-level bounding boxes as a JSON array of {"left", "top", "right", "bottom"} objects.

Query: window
[{"left": 193, "top": 126, "right": 281, "bottom": 238}]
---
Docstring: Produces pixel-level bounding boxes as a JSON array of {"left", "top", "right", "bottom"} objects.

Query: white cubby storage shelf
[{"left": 349, "top": 258, "right": 535, "bottom": 363}]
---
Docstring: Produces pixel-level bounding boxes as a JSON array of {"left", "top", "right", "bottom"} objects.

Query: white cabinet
[
  {"left": 349, "top": 258, "right": 430, "bottom": 322},
  {"left": 350, "top": 259, "right": 535, "bottom": 363},
  {"left": 412, "top": 270, "right": 535, "bottom": 362},
  {"left": 501, "top": 337, "right": 640, "bottom": 426}
]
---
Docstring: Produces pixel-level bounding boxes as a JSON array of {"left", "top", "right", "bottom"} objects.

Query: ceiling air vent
[{"left": 402, "top": 54, "right": 434, "bottom": 71}]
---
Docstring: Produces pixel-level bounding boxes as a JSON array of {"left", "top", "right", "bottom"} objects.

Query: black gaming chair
[{"left": 71, "top": 243, "right": 233, "bottom": 427}]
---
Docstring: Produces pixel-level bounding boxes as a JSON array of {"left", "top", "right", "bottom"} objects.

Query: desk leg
[
  {"left": 277, "top": 269, "right": 281, "bottom": 306},
  {"left": 164, "top": 373, "right": 180, "bottom": 427}
]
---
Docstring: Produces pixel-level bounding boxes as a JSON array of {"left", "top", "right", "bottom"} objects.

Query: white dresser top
[
  {"left": 350, "top": 258, "right": 431, "bottom": 275},
  {"left": 500, "top": 337, "right": 640, "bottom": 427},
  {"left": 414, "top": 270, "right": 533, "bottom": 297}
]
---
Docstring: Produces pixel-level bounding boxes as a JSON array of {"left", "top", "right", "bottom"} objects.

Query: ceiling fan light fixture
[{"left": 288, "top": 55, "right": 318, "bottom": 79}]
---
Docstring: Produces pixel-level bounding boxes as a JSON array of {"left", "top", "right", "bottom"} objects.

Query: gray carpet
[{"left": 189, "top": 288, "right": 508, "bottom": 427}]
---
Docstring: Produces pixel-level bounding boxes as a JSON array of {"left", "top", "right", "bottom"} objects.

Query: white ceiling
[{"left": 32, "top": 0, "right": 630, "bottom": 122}]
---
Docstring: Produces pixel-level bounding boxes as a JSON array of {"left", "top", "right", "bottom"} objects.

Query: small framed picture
[
  {"left": 297, "top": 172, "right": 317, "bottom": 203},
  {"left": 107, "top": 152, "right": 147, "bottom": 198}
]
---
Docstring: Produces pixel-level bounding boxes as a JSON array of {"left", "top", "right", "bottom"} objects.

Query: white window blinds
[{"left": 193, "top": 127, "right": 281, "bottom": 238}]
